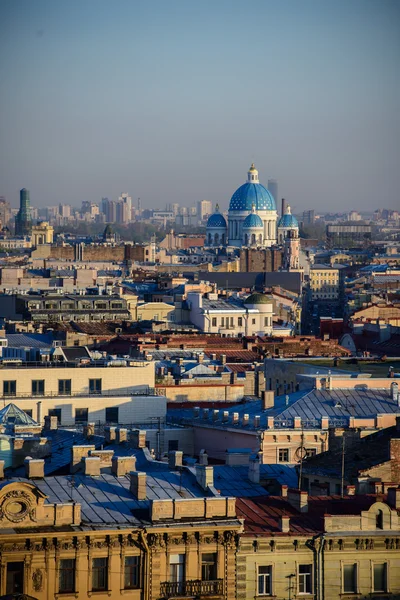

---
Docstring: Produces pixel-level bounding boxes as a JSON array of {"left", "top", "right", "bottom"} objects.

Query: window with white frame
[
  {"left": 258, "top": 565, "right": 272, "bottom": 595},
  {"left": 298, "top": 564, "right": 312, "bottom": 594}
]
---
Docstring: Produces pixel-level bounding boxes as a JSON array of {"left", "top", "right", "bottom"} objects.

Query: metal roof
[{"left": 168, "top": 387, "right": 400, "bottom": 430}]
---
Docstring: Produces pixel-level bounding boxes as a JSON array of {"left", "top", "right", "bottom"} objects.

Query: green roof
[{"left": 245, "top": 292, "right": 273, "bottom": 305}]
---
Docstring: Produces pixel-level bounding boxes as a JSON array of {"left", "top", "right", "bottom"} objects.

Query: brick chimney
[
  {"left": 248, "top": 455, "right": 260, "bottom": 483},
  {"left": 130, "top": 472, "right": 147, "bottom": 500},
  {"left": 25, "top": 458, "right": 45, "bottom": 479},
  {"left": 287, "top": 488, "right": 308, "bottom": 513},
  {"left": 199, "top": 449, "right": 208, "bottom": 465},
  {"left": 196, "top": 465, "right": 214, "bottom": 490},
  {"left": 130, "top": 429, "right": 146, "bottom": 449},
  {"left": 279, "top": 515, "right": 290, "bottom": 532},
  {"left": 82, "top": 456, "right": 100, "bottom": 477},
  {"left": 261, "top": 391, "right": 275, "bottom": 410},
  {"left": 112, "top": 456, "right": 136, "bottom": 477},
  {"left": 168, "top": 451, "right": 183, "bottom": 469}
]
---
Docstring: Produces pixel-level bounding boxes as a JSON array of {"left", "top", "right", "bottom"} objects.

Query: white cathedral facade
[{"left": 206, "top": 164, "right": 299, "bottom": 251}]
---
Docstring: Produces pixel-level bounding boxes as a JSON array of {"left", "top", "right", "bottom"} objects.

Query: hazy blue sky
[{"left": 0, "top": 0, "right": 399, "bottom": 212}]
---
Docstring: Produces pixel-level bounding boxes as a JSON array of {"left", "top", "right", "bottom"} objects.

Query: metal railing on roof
[
  {"left": 0, "top": 360, "right": 147, "bottom": 369},
  {"left": 1, "top": 387, "right": 157, "bottom": 400}
]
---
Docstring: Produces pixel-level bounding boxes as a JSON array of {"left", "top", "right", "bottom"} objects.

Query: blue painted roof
[
  {"left": 207, "top": 212, "right": 227, "bottom": 228},
  {"left": 278, "top": 213, "right": 299, "bottom": 228},
  {"left": 243, "top": 212, "right": 264, "bottom": 229},
  {"left": 229, "top": 182, "right": 276, "bottom": 212}
]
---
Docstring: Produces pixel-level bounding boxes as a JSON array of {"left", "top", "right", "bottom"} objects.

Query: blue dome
[
  {"left": 207, "top": 212, "right": 227, "bottom": 228},
  {"left": 278, "top": 213, "right": 299, "bottom": 228},
  {"left": 229, "top": 183, "right": 276, "bottom": 212},
  {"left": 243, "top": 212, "right": 264, "bottom": 229}
]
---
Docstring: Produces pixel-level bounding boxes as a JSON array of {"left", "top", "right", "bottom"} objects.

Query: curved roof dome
[
  {"left": 229, "top": 183, "right": 276, "bottom": 212},
  {"left": 278, "top": 213, "right": 299, "bottom": 228},
  {"left": 243, "top": 212, "right": 263, "bottom": 229},
  {"left": 207, "top": 211, "right": 227, "bottom": 229},
  {"left": 244, "top": 292, "right": 273, "bottom": 305}
]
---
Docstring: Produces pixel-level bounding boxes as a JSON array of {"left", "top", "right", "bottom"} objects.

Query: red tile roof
[{"left": 236, "top": 494, "right": 384, "bottom": 536}]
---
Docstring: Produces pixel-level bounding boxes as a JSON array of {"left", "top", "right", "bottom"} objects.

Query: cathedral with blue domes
[{"left": 206, "top": 163, "right": 298, "bottom": 250}]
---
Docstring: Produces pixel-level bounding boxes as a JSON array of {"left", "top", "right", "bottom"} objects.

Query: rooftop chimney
[
  {"left": 168, "top": 451, "right": 183, "bottom": 469},
  {"left": 261, "top": 391, "right": 274, "bottom": 410},
  {"left": 279, "top": 515, "right": 290, "bottom": 532},
  {"left": 25, "top": 458, "right": 45, "bottom": 479},
  {"left": 83, "top": 422, "right": 95, "bottom": 439},
  {"left": 130, "top": 429, "right": 146, "bottom": 449},
  {"left": 44, "top": 415, "right": 58, "bottom": 431},
  {"left": 111, "top": 456, "right": 136, "bottom": 477},
  {"left": 287, "top": 488, "right": 308, "bottom": 513},
  {"left": 116, "top": 428, "right": 128, "bottom": 444},
  {"left": 248, "top": 455, "right": 260, "bottom": 483},
  {"left": 280, "top": 484, "right": 288, "bottom": 497},
  {"left": 199, "top": 449, "right": 208, "bottom": 465},
  {"left": 82, "top": 456, "right": 100, "bottom": 476},
  {"left": 130, "top": 471, "right": 147, "bottom": 500},
  {"left": 196, "top": 464, "right": 214, "bottom": 490}
]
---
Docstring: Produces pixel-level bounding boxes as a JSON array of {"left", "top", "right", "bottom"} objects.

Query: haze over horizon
[{"left": 0, "top": 0, "right": 399, "bottom": 213}]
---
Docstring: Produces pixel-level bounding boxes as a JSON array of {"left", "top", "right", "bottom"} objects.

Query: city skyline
[{"left": 0, "top": 0, "right": 399, "bottom": 211}]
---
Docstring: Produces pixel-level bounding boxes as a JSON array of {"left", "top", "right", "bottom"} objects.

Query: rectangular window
[
  {"left": 278, "top": 448, "right": 289, "bottom": 462},
  {"left": 124, "top": 556, "right": 140, "bottom": 589},
  {"left": 59, "top": 559, "right": 75, "bottom": 593},
  {"left": 373, "top": 563, "right": 387, "bottom": 592},
  {"left": 252, "top": 318, "right": 256, "bottom": 325},
  {"left": 75, "top": 408, "right": 88, "bottom": 423},
  {"left": 89, "top": 379, "right": 102, "bottom": 394},
  {"left": 170, "top": 554, "right": 185, "bottom": 583},
  {"left": 92, "top": 558, "right": 108, "bottom": 591},
  {"left": 238, "top": 317, "right": 243, "bottom": 327},
  {"left": 24, "top": 409, "right": 33, "bottom": 418},
  {"left": 299, "top": 564, "right": 312, "bottom": 594},
  {"left": 212, "top": 317, "right": 217, "bottom": 327},
  {"left": 258, "top": 565, "right": 272, "bottom": 595},
  {"left": 221, "top": 317, "right": 225, "bottom": 327},
  {"left": 264, "top": 317, "right": 269, "bottom": 326},
  {"left": 105, "top": 407, "right": 119, "bottom": 423},
  {"left": 343, "top": 564, "right": 357, "bottom": 593},
  {"left": 3, "top": 380, "right": 16, "bottom": 396},
  {"left": 168, "top": 439, "right": 179, "bottom": 452},
  {"left": 202, "top": 553, "right": 217, "bottom": 581},
  {"left": 32, "top": 380, "right": 45, "bottom": 396},
  {"left": 305, "top": 448, "right": 317, "bottom": 458},
  {"left": 58, "top": 379, "right": 71, "bottom": 395}
]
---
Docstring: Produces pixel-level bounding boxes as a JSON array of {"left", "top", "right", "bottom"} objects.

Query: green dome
[{"left": 245, "top": 292, "right": 273, "bottom": 305}]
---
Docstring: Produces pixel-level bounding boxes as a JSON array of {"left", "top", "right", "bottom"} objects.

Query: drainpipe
[
  {"left": 139, "top": 530, "right": 150, "bottom": 600},
  {"left": 316, "top": 534, "right": 326, "bottom": 600},
  {"left": 306, "top": 534, "right": 325, "bottom": 600}
]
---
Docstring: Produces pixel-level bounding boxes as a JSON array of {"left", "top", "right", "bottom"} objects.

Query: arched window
[
  {"left": 376, "top": 509, "right": 383, "bottom": 529},
  {"left": 208, "top": 233, "right": 212, "bottom": 244},
  {"left": 245, "top": 234, "right": 249, "bottom": 246},
  {"left": 214, "top": 233, "right": 219, "bottom": 245},
  {"left": 221, "top": 233, "right": 225, "bottom": 244},
  {"left": 251, "top": 233, "right": 256, "bottom": 245}
]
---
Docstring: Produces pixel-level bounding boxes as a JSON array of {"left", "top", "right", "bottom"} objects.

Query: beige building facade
[{"left": 310, "top": 264, "right": 340, "bottom": 300}]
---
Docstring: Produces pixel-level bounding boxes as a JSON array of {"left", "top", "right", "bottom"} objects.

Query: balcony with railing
[{"left": 159, "top": 579, "right": 223, "bottom": 599}]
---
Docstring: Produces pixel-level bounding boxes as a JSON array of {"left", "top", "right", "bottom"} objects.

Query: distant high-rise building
[
  {"left": 0, "top": 196, "right": 11, "bottom": 228},
  {"left": 119, "top": 193, "right": 132, "bottom": 223},
  {"left": 59, "top": 203, "right": 71, "bottom": 218},
  {"left": 268, "top": 179, "right": 278, "bottom": 208},
  {"left": 197, "top": 199, "right": 212, "bottom": 221},
  {"left": 15, "top": 188, "right": 32, "bottom": 236},
  {"left": 302, "top": 210, "right": 315, "bottom": 225}
]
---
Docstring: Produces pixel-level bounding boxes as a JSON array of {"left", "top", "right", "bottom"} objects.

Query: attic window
[{"left": 376, "top": 509, "right": 383, "bottom": 530}]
